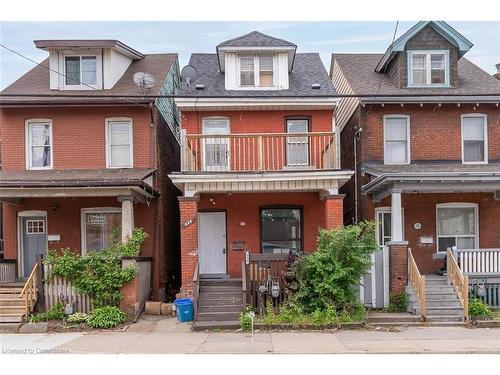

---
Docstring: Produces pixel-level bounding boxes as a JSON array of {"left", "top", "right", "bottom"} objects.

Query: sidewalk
[{"left": 1, "top": 315, "right": 499, "bottom": 354}]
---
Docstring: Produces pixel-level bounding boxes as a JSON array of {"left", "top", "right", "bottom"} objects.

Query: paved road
[{"left": 1, "top": 316, "right": 499, "bottom": 354}]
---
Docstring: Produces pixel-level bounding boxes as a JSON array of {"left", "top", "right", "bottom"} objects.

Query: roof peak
[{"left": 217, "top": 30, "right": 296, "bottom": 48}]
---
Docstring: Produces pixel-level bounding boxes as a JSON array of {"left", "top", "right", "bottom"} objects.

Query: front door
[
  {"left": 198, "top": 212, "right": 226, "bottom": 275},
  {"left": 22, "top": 217, "right": 47, "bottom": 277}
]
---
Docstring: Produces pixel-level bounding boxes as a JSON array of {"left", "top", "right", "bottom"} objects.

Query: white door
[
  {"left": 202, "top": 118, "right": 230, "bottom": 172},
  {"left": 198, "top": 212, "right": 227, "bottom": 275}
]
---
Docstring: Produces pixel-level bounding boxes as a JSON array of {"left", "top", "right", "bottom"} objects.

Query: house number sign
[{"left": 183, "top": 217, "right": 196, "bottom": 229}]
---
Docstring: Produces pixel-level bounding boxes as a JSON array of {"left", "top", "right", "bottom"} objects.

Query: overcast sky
[{"left": 1, "top": 21, "right": 499, "bottom": 89}]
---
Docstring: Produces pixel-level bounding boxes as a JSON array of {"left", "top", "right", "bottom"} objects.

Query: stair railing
[
  {"left": 447, "top": 249, "right": 469, "bottom": 321},
  {"left": 20, "top": 263, "right": 39, "bottom": 319},
  {"left": 408, "top": 248, "right": 426, "bottom": 321}
]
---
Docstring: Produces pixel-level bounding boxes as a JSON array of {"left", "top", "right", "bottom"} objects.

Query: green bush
[
  {"left": 29, "top": 303, "right": 66, "bottom": 323},
  {"left": 387, "top": 291, "right": 408, "bottom": 312},
  {"left": 291, "top": 221, "right": 376, "bottom": 314},
  {"left": 469, "top": 298, "right": 491, "bottom": 317},
  {"left": 87, "top": 306, "right": 126, "bottom": 329},
  {"left": 240, "top": 306, "right": 253, "bottom": 331},
  {"left": 67, "top": 312, "right": 89, "bottom": 324}
]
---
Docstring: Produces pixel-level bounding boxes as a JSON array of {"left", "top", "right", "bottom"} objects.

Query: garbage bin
[{"left": 174, "top": 298, "right": 194, "bottom": 322}]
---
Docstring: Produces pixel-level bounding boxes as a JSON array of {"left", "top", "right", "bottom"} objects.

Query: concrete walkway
[{"left": 1, "top": 315, "right": 499, "bottom": 354}]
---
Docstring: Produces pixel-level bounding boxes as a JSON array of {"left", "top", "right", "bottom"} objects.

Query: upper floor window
[
  {"left": 384, "top": 115, "right": 410, "bottom": 165},
  {"left": 408, "top": 50, "right": 449, "bottom": 87},
  {"left": 26, "top": 119, "right": 53, "bottom": 170},
  {"left": 239, "top": 55, "right": 274, "bottom": 88},
  {"left": 462, "top": 114, "right": 488, "bottom": 164},
  {"left": 65, "top": 56, "right": 97, "bottom": 87},
  {"left": 106, "top": 118, "right": 133, "bottom": 168}
]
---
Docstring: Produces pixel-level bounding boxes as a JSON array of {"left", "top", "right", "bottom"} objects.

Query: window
[
  {"left": 81, "top": 208, "right": 121, "bottom": 253},
  {"left": 436, "top": 203, "right": 478, "bottom": 252},
  {"left": 239, "top": 55, "right": 275, "bottom": 88},
  {"left": 462, "top": 114, "right": 488, "bottom": 164},
  {"left": 26, "top": 220, "right": 45, "bottom": 235},
  {"left": 65, "top": 56, "right": 97, "bottom": 86},
  {"left": 408, "top": 51, "right": 448, "bottom": 86},
  {"left": 202, "top": 117, "right": 230, "bottom": 171},
  {"left": 286, "top": 118, "right": 309, "bottom": 166},
  {"left": 261, "top": 207, "right": 302, "bottom": 254},
  {"left": 384, "top": 116, "right": 410, "bottom": 164},
  {"left": 106, "top": 118, "right": 133, "bottom": 168},
  {"left": 26, "top": 119, "right": 53, "bottom": 170}
]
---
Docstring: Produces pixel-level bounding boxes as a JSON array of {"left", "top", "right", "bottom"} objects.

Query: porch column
[
  {"left": 178, "top": 196, "right": 199, "bottom": 298},
  {"left": 322, "top": 194, "right": 345, "bottom": 229},
  {"left": 118, "top": 196, "right": 135, "bottom": 242},
  {"left": 388, "top": 189, "right": 408, "bottom": 293}
]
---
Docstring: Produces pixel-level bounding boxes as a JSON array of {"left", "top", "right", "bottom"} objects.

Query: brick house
[
  {"left": 332, "top": 21, "right": 500, "bottom": 310},
  {"left": 170, "top": 31, "right": 353, "bottom": 324},
  {"left": 0, "top": 40, "right": 181, "bottom": 307}
]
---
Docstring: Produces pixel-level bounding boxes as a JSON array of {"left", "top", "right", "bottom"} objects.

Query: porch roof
[
  {"left": 0, "top": 168, "right": 158, "bottom": 199},
  {"left": 362, "top": 161, "right": 500, "bottom": 201}
]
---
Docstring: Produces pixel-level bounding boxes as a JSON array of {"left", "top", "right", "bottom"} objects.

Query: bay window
[
  {"left": 26, "top": 119, "right": 53, "bottom": 170},
  {"left": 106, "top": 118, "right": 133, "bottom": 168},
  {"left": 408, "top": 50, "right": 448, "bottom": 86},
  {"left": 462, "top": 114, "right": 488, "bottom": 164},
  {"left": 384, "top": 115, "right": 410, "bottom": 164},
  {"left": 261, "top": 207, "right": 302, "bottom": 254},
  {"left": 81, "top": 208, "right": 122, "bottom": 253},
  {"left": 436, "top": 203, "right": 478, "bottom": 252}
]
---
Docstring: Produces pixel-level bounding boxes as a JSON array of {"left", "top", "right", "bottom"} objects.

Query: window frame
[
  {"left": 80, "top": 207, "right": 122, "bottom": 255},
  {"left": 105, "top": 117, "right": 134, "bottom": 169},
  {"left": 201, "top": 116, "right": 231, "bottom": 171},
  {"left": 63, "top": 54, "right": 99, "bottom": 89},
  {"left": 259, "top": 205, "right": 303, "bottom": 254},
  {"left": 25, "top": 118, "right": 54, "bottom": 170},
  {"left": 285, "top": 116, "right": 311, "bottom": 167},
  {"left": 435, "top": 202, "right": 479, "bottom": 254},
  {"left": 237, "top": 54, "right": 276, "bottom": 89},
  {"left": 383, "top": 114, "right": 411, "bottom": 165},
  {"left": 407, "top": 50, "right": 450, "bottom": 87},
  {"left": 461, "top": 113, "right": 488, "bottom": 165}
]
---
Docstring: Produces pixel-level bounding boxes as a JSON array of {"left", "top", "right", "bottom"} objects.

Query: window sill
[
  {"left": 406, "top": 84, "right": 452, "bottom": 89},
  {"left": 27, "top": 166, "right": 53, "bottom": 171},
  {"left": 462, "top": 161, "right": 488, "bottom": 165}
]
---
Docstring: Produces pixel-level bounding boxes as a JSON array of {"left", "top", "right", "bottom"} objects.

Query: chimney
[{"left": 494, "top": 63, "right": 500, "bottom": 80}]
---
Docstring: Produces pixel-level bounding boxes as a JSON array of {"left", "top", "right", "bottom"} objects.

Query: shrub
[
  {"left": 388, "top": 291, "right": 408, "bottom": 312},
  {"left": 67, "top": 312, "right": 89, "bottom": 324},
  {"left": 29, "top": 303, "right": 66, "bottom": 323},
  {"left": 469, "top": 298, "right": 491, "bottom": 317},
  {"left": 291, "top": 221, "right": 376, "bottom": 314},
  {"left": 240, "top": 306, "right": 254, "bottom": 331},
  {"left": 87, "top": 306, "right": 126, "bottom": 329}
]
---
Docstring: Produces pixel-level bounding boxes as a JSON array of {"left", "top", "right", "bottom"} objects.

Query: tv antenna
[{"left": 133, "top": 72, "right": 156, "bottom": 95}]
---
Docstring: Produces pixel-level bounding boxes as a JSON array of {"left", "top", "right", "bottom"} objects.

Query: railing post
[
  {"left": 464, "top": 274, "right": 469, "bottom": 320},
  {"left": 35, "top": 254, "right": 45, "bottom": 312},
  {"left": 257, "top": 135, "right": 263, "bottom": 171}
]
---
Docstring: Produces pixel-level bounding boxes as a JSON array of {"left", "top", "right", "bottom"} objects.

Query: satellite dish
[
  {"left": 133, "top": 72, "right": 156, "bottom": 95},
  {"left": 181, "top": 65, "right": 198, "bottom": 87}
]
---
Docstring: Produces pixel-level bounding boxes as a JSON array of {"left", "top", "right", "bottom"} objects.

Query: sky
[{"left": 0, "top": 21, "right": 499, "bottom": 90}]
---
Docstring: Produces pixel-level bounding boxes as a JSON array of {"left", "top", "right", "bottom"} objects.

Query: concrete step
[
  {"left": 198, "top": 305, "right": 244, "bottom": 313},
  {"left": 425, "top": 301, "right": 462, "bottom": 308},
  {"left": 425, "top": 321, "right": 466, "bottom": 327},
  {"left": 199, "top": 286, "right": 242, "bottom": 293},
  {"left": 425, "top": 315, "right": 464, "bottom": 323},
  {"left": 0, "top": 314, "right": 24, "bottom": 323},
  {"left": 198, "top": 297, "right": 244, "bottom": 307},
  {"left": 424, "top": 275, "right": 447, "bottom": 280},
  {"left": 425, "top": 306, "right": 464, "bottom": 316},
  {"left": 198, "top": 291, "right": 242, "bottom": 297},
  {"left": 368, "top": 316, "right": 420, "bottom": 324},
  {"left": 192, "top": 320, "right": 240, "bottom": 331},
  {"left": 199, "top": 279, "right": 242, "bottom": 286},
  {"left": 196, "top": 311, "right": 242, "bottom": 322}
]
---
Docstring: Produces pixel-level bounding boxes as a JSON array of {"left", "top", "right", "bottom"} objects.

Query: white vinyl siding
[
  {"left": 436, "top": 203, "right": 478, "bottom": 253},
  {"left": 384, "top": 115, "right": 410, "bottom": 165},
  {"left": 462, "top": 114, "right": 488, "bottom": 164},
  {"left": 105, "top": 118, "right": 133, "bottom": 168},
  {"left": 408, "top": 50, "right": 449, "bottom": 87},
  {"left": 25, "top": 119, "right": 53, "bottom": 170}
]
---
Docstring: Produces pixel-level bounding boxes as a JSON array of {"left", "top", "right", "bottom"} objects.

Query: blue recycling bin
[{"left": 175, "top": 298, "right": 194, "bottom": 322}]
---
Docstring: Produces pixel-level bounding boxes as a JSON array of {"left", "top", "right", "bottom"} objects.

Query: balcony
[{"left": 181, "top": 132, "right": 337, "bottom": 173}]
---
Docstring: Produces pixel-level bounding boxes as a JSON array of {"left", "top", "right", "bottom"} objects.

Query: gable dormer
[
  {"left": 375, "top": 21, "right": 473, "bottom": 88},
  {"left": 34, "top": 40, "right": 144, "bottom": 90},
  {"left": 216, "top": 31, "right": 296, "bottom": 90}
]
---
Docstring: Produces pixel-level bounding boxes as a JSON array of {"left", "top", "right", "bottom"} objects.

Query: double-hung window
[
  {"left": 408, "top": 51, "right": 448, "bottom": 86},
  {"left": 384, "top": 115, "right": 410, "bottom": 164},
  {"left": 436, "top": 203, "right": 478, "bottom": 252},
  {"left": 26, "top": 119, "right": 53, "bottom": 170},
  {"left": 106, "top": 118, "right": 133, "bottom": 168},
  {"left": 239, "top": 55, "right": 274, "bottom": 87},
  {"left": 65, "top": 56, "right": 97, "bottom": 86},
  {"left": 240, "top": 56, "right": 255, "bottom": 86},
  {"left": 462, "top": 114, "right": 488, "bottom": 164}
]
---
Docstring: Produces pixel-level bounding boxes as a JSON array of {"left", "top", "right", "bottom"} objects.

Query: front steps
[
  {"left": 0, "top": 283, "right": 26, "bottom": 323},
  {"left": 407, "top": 274, "right": 465, "bottom": 325},
  {"left": 193, "top": 278, "right": 244, "bottom": 330}
]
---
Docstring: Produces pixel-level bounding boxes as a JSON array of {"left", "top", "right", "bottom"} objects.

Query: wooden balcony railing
[
  {"left": 447, "top": 249, "right": 469, "bottom": 320},
  {"left": 408, "top": 248, "right": 426, "bottom": 321},
  {"left": 181, "top": 132, "right": 337, "bottom": 172},
  {"left": 454, "top": 248, "right": 500, "bottom": 276}
]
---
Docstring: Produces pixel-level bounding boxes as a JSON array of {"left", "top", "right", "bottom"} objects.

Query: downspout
[{"left": 353, "top": 127, "right": 362, "bottom": 224}]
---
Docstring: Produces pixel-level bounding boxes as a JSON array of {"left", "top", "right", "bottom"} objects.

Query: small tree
[{"left": 291, "top": 221, "right": 376, "bottom": 313}]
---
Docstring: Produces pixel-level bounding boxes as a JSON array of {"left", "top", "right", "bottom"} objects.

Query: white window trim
[
  {"left": 435, "top": 202, "right": 479, "bottom": 254},
  {"left": 461, "top": 113, "right": 488, "bottom": 165},
  {"left": 236, "top": 54, "right": 277, "bottom": 90},
  {"left": 25, "top": 118, "right": 54, "bottom": 170},
  {"left": 383, "top": 114, "right": 411, "bottom": 165},
  {"left": 201, "top": 116, "right": 231, "bottom": 172},
  {"left": 374, "top": 207, "right": 405, "bottom": 246},
  {"left": 62, "top": 54, "right": 100, "bottom": 90},
  {"left": 80, "top": 207, "right": 122, "bottom": 255},
  {"left": 407, "top": 50, "right": 450, "bottom": 87},
  {"left": 105, "top": 117, "right": 134, "bottom": 169}
]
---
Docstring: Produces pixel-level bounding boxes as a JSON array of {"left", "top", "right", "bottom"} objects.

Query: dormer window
[
  {"left": 65, "top": 56, "right": 97, "bottom": 86},
  {"left": 238, "top": 55, "right": 275, "bottom": 88},
  {"left": 408, "top": 50, "right": 449, "bottom": 87}
]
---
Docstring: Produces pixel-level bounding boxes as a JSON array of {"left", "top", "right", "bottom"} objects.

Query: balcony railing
[{"left": 181, "top": 132, "right": 337, "bottom": 173}]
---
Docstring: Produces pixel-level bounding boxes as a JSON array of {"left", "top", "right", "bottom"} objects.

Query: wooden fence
[
  {"left": 0, "top": 260, "right": 17, "bottom": 283},
  {"left": 243, "top": 253, "right": 289, "bottom": 314}
]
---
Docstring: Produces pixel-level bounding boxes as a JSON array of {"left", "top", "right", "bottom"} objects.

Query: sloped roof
[
  {"left": 0, "top": 54, "right": 177, "bottom": 105},
  {"left": 332, "top": 53, "right": 500, "bottom": 99},
  {"left": 217, "top": 31, "right": 296, "bottom": 48},
  {"left": 179, "top": 52, "right": 337, "bottom": 97}
]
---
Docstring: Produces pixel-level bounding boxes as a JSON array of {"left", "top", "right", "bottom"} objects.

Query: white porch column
[
  {"left": 390, "top": 189, "right": 403, "bottom": 243},
  {"left": 118, "top": 196, "right": 135, "bottom": 242}
]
